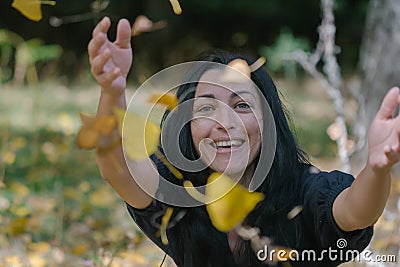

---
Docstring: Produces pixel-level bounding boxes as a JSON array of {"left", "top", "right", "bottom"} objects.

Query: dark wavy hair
[{"left": 160, "top": 49, "right": 309, "bottom": 267}]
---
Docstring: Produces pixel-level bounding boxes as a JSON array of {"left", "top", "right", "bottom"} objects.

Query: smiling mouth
[{"left": 211, "top": 139, "right": 244, "bottom": 150}]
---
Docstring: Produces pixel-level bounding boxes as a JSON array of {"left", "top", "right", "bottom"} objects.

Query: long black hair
[{"left": 160, "top": 49, "right": 309, "bottom": 266}]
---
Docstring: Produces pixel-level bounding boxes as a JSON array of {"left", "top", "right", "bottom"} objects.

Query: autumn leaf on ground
[
  {"left": 131, "top": 15, "right": 167, "bottom": 37},
  {"left": 184, "top": 172, "right": 264, "bottom": 232},
  {"left": 76, "top": 112, "right": 117, "bottom": 150},
  {"left": 147, "top": 92, "right": 178, "bottom": 111},
  {"left": 113, "top": 107, "right": 160, "bottom": 160},
  {"left": 12, "top": 0, "right": 56, "bottom": 22}
]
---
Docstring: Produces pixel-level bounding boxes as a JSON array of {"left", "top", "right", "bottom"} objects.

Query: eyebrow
[{"left": 197, "top": 91, "right": 256, "bottom": 99}]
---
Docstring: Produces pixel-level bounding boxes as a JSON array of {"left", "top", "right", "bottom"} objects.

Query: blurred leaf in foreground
[
  {"left": 113, "top": 107, "right": 160, "bottom": 160},
  {"left": 12, "top": 0, "right": 56, "bottom": 22}
]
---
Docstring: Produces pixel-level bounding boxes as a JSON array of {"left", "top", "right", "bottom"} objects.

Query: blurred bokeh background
[{"left": 0, "top": 0, "right": 399, "bottom": 266}]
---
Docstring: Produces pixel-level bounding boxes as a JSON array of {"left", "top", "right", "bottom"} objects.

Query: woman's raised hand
[
  {"left": 88, "top": 17, "right": 133, "bottom": 97},
  {"left": 368, "top": 87, "right": 400, "bottom": 173}
]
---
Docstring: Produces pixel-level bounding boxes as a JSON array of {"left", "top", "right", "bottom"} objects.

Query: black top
[{"left": 127, "top": 153, "right": 373, "bottom": 267}]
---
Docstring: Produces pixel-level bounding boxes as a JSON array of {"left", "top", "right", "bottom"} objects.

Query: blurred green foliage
[
  {"left": 0, "top": 0, "right": 368, "bottom": 84},
  {"left": 260, "top": 29, "right": 310, "bottom": 78}
]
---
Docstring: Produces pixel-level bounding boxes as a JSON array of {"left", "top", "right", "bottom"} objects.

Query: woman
[{"left": 88, "top": 17, "right": 398, "bottom": 266}]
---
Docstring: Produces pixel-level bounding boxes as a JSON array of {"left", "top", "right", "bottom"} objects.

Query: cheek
[{"left": 190, "top": 119, "right": 210, "bottom": 149}]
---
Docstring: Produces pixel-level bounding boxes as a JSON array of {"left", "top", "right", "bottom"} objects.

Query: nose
[{"left": 216, "top": 104, "right": 237, "bottom": 131}]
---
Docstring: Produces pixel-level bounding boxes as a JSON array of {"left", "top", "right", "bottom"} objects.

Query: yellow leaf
[
  {"left": 221, "top": 59, "right": 251, "bottom": 83},
  {"left": 76, "top": 113, "right": 117, "bottom": 150},
  {"left": 206, "top": 173, "right": 264, "bottom": 232},
  {"left": 28, "top": 254, "right": 46, "bottom": 267},
  {"left": 9, "top": 217, "right": 28, "bottom": 236},
  {"left": 9, "top": 182, "right": 29, "bottom": 197},
  {"left": 155, "top": 149, "right": 183, "bottom": 179},
  {"left": 113, "top": 107, "right": 160, "bottom": 160},
  {"left": 71, "top": 243, "right": 87, "bottom": 256},
  {"left": 249, "top": 57, "right": 266, "bottom": 72},
  {"left": 89, "top": 185, "right": 116, "bottom": 208},
  {"left": 12, "top": 0, "right": 56, "bottom": 22},
  {"left": 118, "top": 251, "right": 149, "bottom": 265},
  {"left": 131, "top": 15, "right": 167, "bottom": 37},
  {"left": 148, "top": 92, "right": 178, "bottom": 110},
  {"left": 28, "top": 242, "right": 51, "bottom": 253},
  {"left": 169, "top": 0, "right": 182, "bottom": 15},
  {"left": 159, "top": 207, "right": 173, "bottom": 245},
  {"left": 3, "top": 151, "right": 16, "bottom": 165}
]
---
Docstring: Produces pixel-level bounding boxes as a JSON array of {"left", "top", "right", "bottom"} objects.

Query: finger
[
  {"left": 92, "top": 17, "right": 111, "bottom": 38},
  {"left": 96, "top": 68, "right": 121, "bottom": 87},
  {"left": 88, "top": 32, "right": 107, "bottom": 60},
  {"left": 90, "top": 48, "right": 111, "bottom": 75},
  {"left": 377, "top": 87, "right": 400, "bottom": 120},
  {"left": 115, "top": 18, "right": 131, "bottom": 49}
]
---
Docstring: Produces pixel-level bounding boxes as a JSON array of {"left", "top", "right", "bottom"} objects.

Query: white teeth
[{"left": 214, "top": 140, "right": 242, "bottom": 147}]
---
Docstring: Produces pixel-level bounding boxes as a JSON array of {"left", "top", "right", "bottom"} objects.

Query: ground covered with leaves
[{"left": 0, "top": 80, "right": 398, "bottom": 266}]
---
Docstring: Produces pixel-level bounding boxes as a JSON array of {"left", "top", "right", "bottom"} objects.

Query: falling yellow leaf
[
  {"left": 113, "top": 107, "right": 160, "bottom": 160},
  {"left": 148, "top": 92, "right": 178, "bottom": 110},
  {"left": 206, "top": 173, "right": 264, "bottom": 232},
  {"left": 183, "top": 180, "right": 208, "bottom": 203},
  {"left": 287, "top": 205, "right": 303, "bottom": 220},
  {"left": 154, "top": 149, "right": 183, "bottom": 179},
  {"left": 169, "top": 0, "right": 182, "bottom": 15},
  {"left": 76, "top": 112, "right": 117, "bottom": 150},
  {"left": 12, "top": 0, "right": 56, "bottom": 22},
  {"left": 159, "top": 207, "right": 174, "bottom": 245},
  {"left": 131, "top": 15, "right": 167, "bottom": 37},
  {"left": 221, "top": 59, "right": 251, "bottom": 83},
  {"left": 183, "top": 173, "right": 264, "bottom": 232},
  {"left": 249, "top": 57, "right": 266, "bottom": 72}
]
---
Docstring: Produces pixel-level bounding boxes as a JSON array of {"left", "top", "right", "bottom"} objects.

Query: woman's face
[{"left": 190, "top": 68, "right": 263, "bottom": 177}]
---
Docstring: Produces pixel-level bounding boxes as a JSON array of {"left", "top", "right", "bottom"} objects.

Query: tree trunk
[
  {"left": 359, "top": 0, "right": 400, "bottom": 118},
  {"left": 358, "top": 0, "right": 400, "bottom": 163}
]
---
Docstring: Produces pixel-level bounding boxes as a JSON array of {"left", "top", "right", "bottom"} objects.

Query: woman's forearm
[
  {"left": 95, "top": 91, "right": 156, "bottom": 209},
  {"left": 333, "top": 164, "right": 391, "bottom": 231}
]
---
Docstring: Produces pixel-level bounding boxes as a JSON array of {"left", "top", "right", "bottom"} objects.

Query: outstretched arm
[
  {"left": 333, "top": 87, "right": 400, "bottom": 231},
  {"left": 88, "top": 17, "right": 157, "bottom": 209}
]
